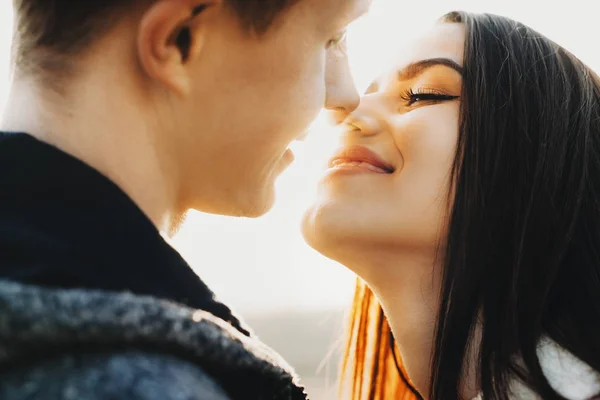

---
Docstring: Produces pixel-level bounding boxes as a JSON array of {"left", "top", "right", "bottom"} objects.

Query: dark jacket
[{"left": 0, "top": 132, "right": 308, "bottom": 400}]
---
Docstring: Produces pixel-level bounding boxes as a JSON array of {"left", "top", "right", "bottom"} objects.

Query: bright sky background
[{"left": 1, "top": 1, "right": 597, "bottom": 314}]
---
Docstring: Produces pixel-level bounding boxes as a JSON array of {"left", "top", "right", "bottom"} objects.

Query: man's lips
[{"left": 328, "top": 146, "right": 395, "bottom": 174}]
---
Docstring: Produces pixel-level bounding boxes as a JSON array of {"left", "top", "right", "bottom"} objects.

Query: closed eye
[
  {"left": 327, "top": 30, "right": 348, "bottom": 51},
  {"left": 400, "top": 88, "right": 459, "bottom": 106}
]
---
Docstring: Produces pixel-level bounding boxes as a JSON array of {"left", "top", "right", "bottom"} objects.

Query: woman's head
[
  {"left": 302, "top": 20, "right": 464, "bottom": 263},
  {"left": 304, "top": 10, "right": 600, "bottom": 400}
]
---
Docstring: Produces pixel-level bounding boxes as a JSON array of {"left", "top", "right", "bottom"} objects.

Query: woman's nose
[{"left": 343, "top": 112, "right": 381, "bottom": 136}]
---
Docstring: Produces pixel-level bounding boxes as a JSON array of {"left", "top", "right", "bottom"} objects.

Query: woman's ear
[{"left": 136, "top": 0, "right": 220, "bottom": 96}]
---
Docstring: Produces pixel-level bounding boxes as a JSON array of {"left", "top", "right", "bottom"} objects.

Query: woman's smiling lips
[{"left": 327, "top": 145, "right": 395, "bottom": 175}]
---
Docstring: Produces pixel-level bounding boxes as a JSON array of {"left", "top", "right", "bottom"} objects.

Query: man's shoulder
[
  {"left": 0, "top": 350, "right": 232, "bottom": 400},
  {"left": 0, "top": 280, "right": 307, "bottom": 400}
]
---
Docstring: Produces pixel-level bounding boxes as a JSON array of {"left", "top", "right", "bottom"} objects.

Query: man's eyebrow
[{"left": 397, "top": 58, "right": 464, "bottom": 81}]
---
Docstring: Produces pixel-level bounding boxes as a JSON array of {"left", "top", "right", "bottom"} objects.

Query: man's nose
[
  {"left": 324, "top": 52, "right": 360, "bottom": 119},
  {"left": 325, "top": 80, "right": 360, "bottom": 126},
  {"left": 325, "top": 87, "right": 360, "bottom": 116}
]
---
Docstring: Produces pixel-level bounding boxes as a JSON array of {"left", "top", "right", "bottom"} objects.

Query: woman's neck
[{"left": 348, "top": 248, "right": 478, "bottom": 399}]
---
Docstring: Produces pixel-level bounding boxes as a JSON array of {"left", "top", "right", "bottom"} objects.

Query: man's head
[{"left": 11, "top": 0, "right": 369, "bottom": 218}]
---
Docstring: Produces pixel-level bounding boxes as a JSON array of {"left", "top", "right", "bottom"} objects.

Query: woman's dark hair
[{"left": 340, "top": 11, "right": 600, "bottom": 400}]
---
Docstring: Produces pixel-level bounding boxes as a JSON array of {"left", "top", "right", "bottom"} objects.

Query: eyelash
[{"left": 400, "top": 88, "right": 459, "bottom": 106}]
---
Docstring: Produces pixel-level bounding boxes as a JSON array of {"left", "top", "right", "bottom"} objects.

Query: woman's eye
[
  {"left": 327, "top": 30, "right": 348, "bottom": 50},
  {"left": 400, "top": 88, "right": 459, "bottom": 106}
]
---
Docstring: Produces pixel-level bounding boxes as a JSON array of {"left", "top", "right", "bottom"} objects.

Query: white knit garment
[{"left": 471, "top": 337, "right": 600, "bottom": 400}]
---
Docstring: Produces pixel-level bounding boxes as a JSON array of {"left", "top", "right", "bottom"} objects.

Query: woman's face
[{"left": 303, "top": 22, "right": 465, "bottom": 259}]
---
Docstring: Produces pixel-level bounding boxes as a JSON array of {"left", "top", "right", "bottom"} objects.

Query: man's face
[{"left": 167, "top": 0, "right": 371, "bottom": 217}]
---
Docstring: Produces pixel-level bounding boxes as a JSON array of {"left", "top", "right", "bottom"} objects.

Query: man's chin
[
  {"left": 207, "top": 186, "right": 276, "bottom": 218},
  {"left": 240, "top": 187, "right": 276, "bottom": 218},
  {"left": 234, "top": 153, "right": 293, "bottom": 217},
  {"left": 185, "top": 176, "right": 278, "bottom": 218}
]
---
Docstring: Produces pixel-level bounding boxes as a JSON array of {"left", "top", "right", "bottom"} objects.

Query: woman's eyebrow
[{"left": 397, "top": 58, "right": 464, "bottom": 81}]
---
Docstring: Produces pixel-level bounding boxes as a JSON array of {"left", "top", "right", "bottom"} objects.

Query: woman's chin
[
  {"left": 301, "top": 201, "right": 370, "bottom": 261},
  {"left": 302, "top": 197, "right": 440, "bottom": 263}
]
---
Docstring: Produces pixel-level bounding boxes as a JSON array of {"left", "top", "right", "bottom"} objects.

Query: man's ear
[{"left": 137, "top": 0, "right": 220, "bottom": 96}]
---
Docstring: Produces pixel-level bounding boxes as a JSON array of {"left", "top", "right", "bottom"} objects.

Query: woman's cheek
[{"left": 394, "top": 105, "right": 459, "bottom": 165}]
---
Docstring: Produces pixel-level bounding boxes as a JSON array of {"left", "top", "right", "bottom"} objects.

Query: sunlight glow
[{"left": 0, "top": 0, "right": 596, "bottom": 314}]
